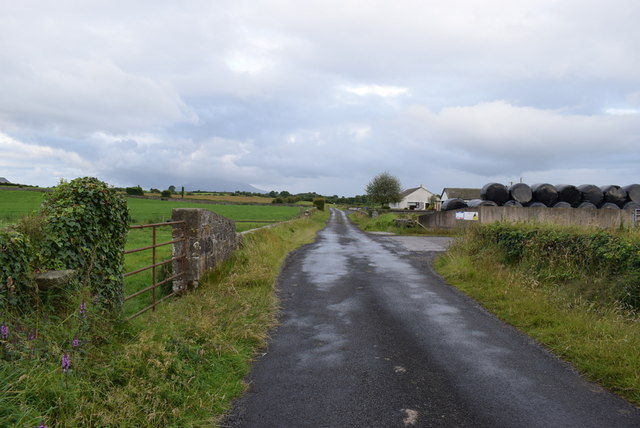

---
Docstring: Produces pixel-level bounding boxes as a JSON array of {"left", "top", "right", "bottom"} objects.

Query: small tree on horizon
[{"left": 366, "top": 172, "right": 402, "bottom": 207}]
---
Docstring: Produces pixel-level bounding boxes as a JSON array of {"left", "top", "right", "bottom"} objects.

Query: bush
[
  {"left": 161, "top": 190, "right": 172, "bottom": 198},
  {"left": 125, "top": 186, "right": 144, "bottom": 196},
  {"left": 0, "top": 230, "right": 34, "bottom": 307},
  {"left": 312, "top": 198, "right": 325, "bottom": 211},
  {"left": 474, "top": 223, "right": 640, "bottom": 310},
  {"left": 39, "top": 177, "right": 129, "bottom": 308}
]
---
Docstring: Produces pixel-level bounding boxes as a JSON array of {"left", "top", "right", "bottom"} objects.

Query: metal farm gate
[{"left": 124, "top": 221, "right": 186, "bottom": 320}]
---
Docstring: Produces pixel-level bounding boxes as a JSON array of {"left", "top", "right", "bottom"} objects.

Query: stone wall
[
  {"left": 171, "top": 208, "right": 241, "bottom": 292},
  {"left": 419, "top": 206, "right": 636, "bottom": 230}
]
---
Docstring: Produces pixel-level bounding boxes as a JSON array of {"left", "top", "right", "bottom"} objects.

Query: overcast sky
[{"left": 1, "top": 0, "right": 639, "bottom": 195}]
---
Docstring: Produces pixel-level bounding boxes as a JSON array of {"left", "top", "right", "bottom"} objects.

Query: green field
[
  {"left": 0, "top": 190, "right": 303, "bottom": 317},
  {"left": 127, "top": 197, "right": 302, "bottom": 224},
  {"left": 0, "top": 189, "right": 47, "bottom": 225},
  {"left": 0, "top": 190, "right": 302, "bottom": 227}
]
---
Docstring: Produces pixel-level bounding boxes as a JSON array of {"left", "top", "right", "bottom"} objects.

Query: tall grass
[
  {"left": 436, "top": 222, "right": 640, "bottom": 405},
  {"left": 1, "top": 210, "right": 329, "bottom": 426}
]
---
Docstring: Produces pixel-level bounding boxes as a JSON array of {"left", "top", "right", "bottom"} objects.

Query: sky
[{"left": 1, "top": 0, "right": 640, "bottom": 196}]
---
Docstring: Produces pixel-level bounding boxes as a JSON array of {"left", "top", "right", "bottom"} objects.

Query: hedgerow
[
  {"left": 473, "top": 222, "right": 640, "bottom": 310},
  {"left": 39, "top": 177, "right": 129, "bottom": 308}
]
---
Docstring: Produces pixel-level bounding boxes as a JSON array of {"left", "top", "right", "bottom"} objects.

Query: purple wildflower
[
  {"left": 79, "top": 300, "right": 87, "bottom": 316},
  {"left": 61, "top": 353, "right": 71, "bottom": 373},
  {"left": 38, "top": 425, "right": 48, "bottom": 428},
  {"left": 28, "top": 330, "right": 37, "bottom": 341},
  {"left": 0, "top": 323, "right": 8, "bottom": 340},
  {"left": 72, "top": 337, "right": 80, "bottom": 348}
]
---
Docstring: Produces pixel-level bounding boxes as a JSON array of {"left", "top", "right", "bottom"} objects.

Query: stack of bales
[{"left": 441, "top": 183, "right": 640, "bottom": 211}]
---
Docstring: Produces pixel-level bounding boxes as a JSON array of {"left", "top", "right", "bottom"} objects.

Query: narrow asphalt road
[{"left": 223, "top": 208, "right": 640, "bottom": 427}]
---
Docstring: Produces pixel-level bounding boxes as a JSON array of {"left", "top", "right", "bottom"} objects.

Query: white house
[{"left": 390, "top": 185, "right": 435, "bottom": 210}]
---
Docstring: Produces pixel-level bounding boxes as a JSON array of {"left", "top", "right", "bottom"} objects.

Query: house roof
[
  {"left": 400, "top": 185, "right": 433, "bottom": 198},
  {"left": 441, "top": 187, "right": 481, "bottom": 200}
]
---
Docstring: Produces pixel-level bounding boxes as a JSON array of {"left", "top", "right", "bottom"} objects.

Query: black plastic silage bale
[
  {"left": 623, "top": 201, "right": 640, "bottom": 211},
  {"left": 600, "top": 202, "right": 621, "bottom": 210},
  {"left": 441, "top": 198, "right": 468, "bottom": 211},
  {"left": 530, "top": 183, "right": 558, "bottom": 206},
  {"left": 503, "top": 200, "right": 523, "bottom": 207},
  {"left": 527, "top": 201, "right": 548, "bottom": 208},
  {"left": 600, "top": 185, "right": 627, "bottom": 207},
  {"left": 622, "top": 184, "right": 640, "bottom": 203},
  {"left": 480, "top": 183, "right": 509, "bottom": 205},
  {"left": 552, "top": 201, "right": 572, "bottom": 208},
  {"left": 508, "top": 183, "right": 532, "bottom": 205},
  {"left": 555, "top": 184, "right": 581, "bottom": 206},
  {"left": 577, "top": 184, "right": 604, "bottom": 206},
  {"left": 577, "top": 201, "right": 597, "bottom": 209},
  {"left": 467, "top": 199, "right": 498, "bottom": 207}
]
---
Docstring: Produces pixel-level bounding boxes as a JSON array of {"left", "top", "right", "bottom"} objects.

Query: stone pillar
[{"left": 171, "top": 208, "right": 241, "bottom": 293}]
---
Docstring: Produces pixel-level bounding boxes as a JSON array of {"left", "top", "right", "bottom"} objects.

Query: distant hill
[
  {"left": 182, "top": 179, "right": 265, "bottom": 193},
  {"left": 0, "top": 177, "right": 11, "bottom": 184}
]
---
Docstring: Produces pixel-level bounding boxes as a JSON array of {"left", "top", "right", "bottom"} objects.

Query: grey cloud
[{"left": 2, "top": 1, "right": 640, "bottom": 195}]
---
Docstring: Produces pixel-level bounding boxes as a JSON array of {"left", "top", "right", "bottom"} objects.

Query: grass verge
[
  {"left": 435, "top": 225, "right": 640, "bottom": 406},
  {"left": 1, "top": 209, "right": 329, "bottom": 426}
]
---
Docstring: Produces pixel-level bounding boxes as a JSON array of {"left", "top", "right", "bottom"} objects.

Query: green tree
[{"left": 366, "top": 172, "right": 402, "bottom": 207}]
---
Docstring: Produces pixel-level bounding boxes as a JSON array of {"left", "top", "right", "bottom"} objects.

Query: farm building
[
  {"left": 390, "top": 185, "right": 435, "bottom": 210},
  {"left": 436, "top": 188, "right": 481, "bottom": 211},
  {"left": 440, "top": 187, "right": 481, "bottom": 202}
]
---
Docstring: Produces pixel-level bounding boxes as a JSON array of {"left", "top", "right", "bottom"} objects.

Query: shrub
[
  {"left": 0, "top": 230, "right": 34, "bottom": 307},
  {"left": 473, "top": 223, "right": 640, "bottom": 310},
  {"left": 161, "top": 190, "right": 172, "bottom": 198},
  {"left": 125, "top": 186, "right": 144, "bottom": 196},
  {"left": 312, "top": 198, "right": 325, "bottom": 211},
  {"left": 39, "top": 177, "right": 129, "bottom": 308}
]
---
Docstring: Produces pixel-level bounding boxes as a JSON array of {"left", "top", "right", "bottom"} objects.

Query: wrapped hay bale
[
  {"left": 577, "top": 184, "right": 604, "bottom": 206},
  {"left": 441, "top": 198, "right": 468, "bottom": 211},
  {"left": 481, "top": 183, "right": 509, "bottom": 205},
  {"left": 531, "top": 183, "right": 558, "bottom": 206}
]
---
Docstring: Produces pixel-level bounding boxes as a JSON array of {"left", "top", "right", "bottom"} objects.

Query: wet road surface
[{"left": 223, "top": 208, "right": 640, "bottom": 427}]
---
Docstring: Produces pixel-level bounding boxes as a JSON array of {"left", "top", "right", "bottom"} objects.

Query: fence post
[{"left": 171, "top": 208, "right": 241, "bottom": 294}]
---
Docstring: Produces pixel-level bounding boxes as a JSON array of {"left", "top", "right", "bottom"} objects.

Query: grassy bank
[
  {"left": 1, "top": 210, "right": 329, "bottom": 426},
  {"left": 348, "top": 210, "right": 457, "bottom": 236},
  {"left": 435, "top": 223, "right": 640, "bottom": 406}
]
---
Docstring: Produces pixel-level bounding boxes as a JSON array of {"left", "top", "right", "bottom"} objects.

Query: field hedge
[{"left": 474, "top": 223, "right": 640, "bottom": 310}]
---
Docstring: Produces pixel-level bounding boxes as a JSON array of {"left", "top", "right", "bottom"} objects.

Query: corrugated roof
[{"left": 441, "top": 188, "right": 481, "bottom": 200}]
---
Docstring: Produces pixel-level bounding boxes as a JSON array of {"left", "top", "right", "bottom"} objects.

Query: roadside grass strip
[
  {"left": 0, "top": 210, "right": 328, "bottom": 427},
  {"left": 435, "top": 224, "right": 640, "bottom": 406}
]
